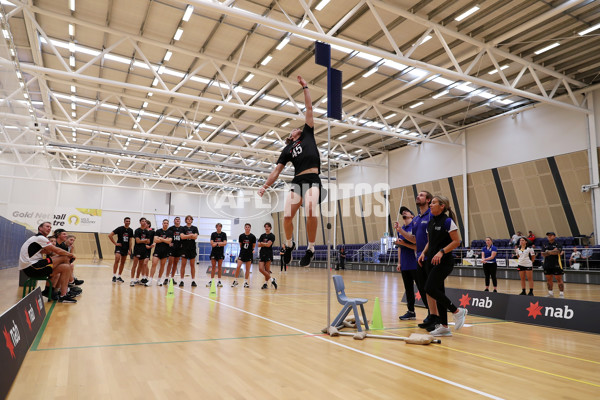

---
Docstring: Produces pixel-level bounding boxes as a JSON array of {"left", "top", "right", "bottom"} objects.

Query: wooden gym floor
[{"left": 1, "top": 259, "right": 599, "bottom": 399}]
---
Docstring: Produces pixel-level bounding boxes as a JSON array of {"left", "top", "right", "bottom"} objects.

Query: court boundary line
[{"left": 180, "top": 288, "right": 505, "bottom": 400}]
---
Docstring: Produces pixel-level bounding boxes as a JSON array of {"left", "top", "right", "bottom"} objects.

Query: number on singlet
[
  {"left": 292, "top": 145, "right": 303, "bottom": 158},
  {"left": 244, "top": 242, "right": 249, "bottom": 249}
]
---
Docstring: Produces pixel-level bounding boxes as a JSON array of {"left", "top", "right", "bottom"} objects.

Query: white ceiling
[{"left": 1, "top": 0, "right": 598, "bottom": 192}]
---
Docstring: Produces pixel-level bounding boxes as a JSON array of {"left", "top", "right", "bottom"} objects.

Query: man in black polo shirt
[
  {"left": 541, "top": 232, "right": 565, "bottom": 298},
  {"left": 109, "top": 217, "right": 134, "bottom": 283},
  {"left": 19, "top": 222, "right": 77, "bottom": 303},
  {"left": 231, "top": 223, "right": 256, "bottom": 288}
]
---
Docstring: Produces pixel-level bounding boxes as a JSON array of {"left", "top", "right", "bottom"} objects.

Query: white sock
[
  {"left": 560, "top": 291, "right": 564, "bottom": 295},
  {"left": 286, "top": 239, "right": 293, "bottom": 247},
  {"left": 308, "top": 242, "right": 315, "bottom": 252},
  {"left": 117, "top": 274, "right": 121, "bottom": 278}
]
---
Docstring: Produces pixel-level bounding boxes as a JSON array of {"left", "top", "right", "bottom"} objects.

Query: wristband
[
  {"left": 303, "top": 86, "right": 308, "bottom": 89},
  {"left": 440, "top": 249, "right": 445, "bottom": 254}
]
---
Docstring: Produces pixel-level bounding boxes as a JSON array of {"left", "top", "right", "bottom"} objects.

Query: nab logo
[
  {"left": 526, "top": 301, "right": 574, "bottom": 320},
  {"left": 458, "top": 293, "right": 493, "bottom": 309}
]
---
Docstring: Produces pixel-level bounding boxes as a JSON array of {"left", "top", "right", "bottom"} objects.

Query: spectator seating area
[{"left": 274, "top": 235, "right": 598, "bottom": 269}]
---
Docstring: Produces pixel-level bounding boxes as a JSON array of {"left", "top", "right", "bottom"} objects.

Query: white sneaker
[
  {"left": 430, "top": 324, "right": 452, "bottom": 337},
  {"left": 157, "top": 281, "right": 163, "bottom": 287},
  {"left": 231, "top": 281, "right": 239, "bottom": 287},
  {"left": 206, "top": 281, "right": 212, "bottom": 288},
  {"left": 453, "top": 308, "right": 468, "bottom": 331},
  {"left": 559, "top": 293, "right": 565, "bottom": 298},
  {"left": 130, "top": 281, "right": 135, "bottom": 287},
  {"left": 243, "top": 282, "right": 250, "bottom": 288},
  {"left": 217, "top": 281, "right": 223, "bottom": 287},
  {"left": 144, "top": 280, "right": 151, "bottom": 287}
]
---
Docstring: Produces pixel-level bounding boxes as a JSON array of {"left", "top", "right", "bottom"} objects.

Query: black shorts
[
  {"left": 169, "top": 247, "right": 183, "bottom": 258},
  {"left": 259, "top": 253, "right": 273, "bottom": 263},
  {"left": 517, "top": 265, "right": 533, "bottom": 271},
  {"left": 153, "top": 248, "right": 170, "bottom": 259},
  {"left": 238, "top": 254, "right": 253, "bottom": 263},
  {"left": 182, "top": 248, "right": 197, "bottom": 260},
  {"left": 210, "top": 252, "right": 225, "bottom": 260},
  {"left": 544, "top": 264, "right": 564, "bottom": 275},
  {"left": 23, "top": 258, "right": 53, "bottom": 278},
  {"left": 133, "top": 246, "right": 149, "bottom": 260},
  {"left": 290, "top": 173, "right": 326, "bottom": 204},
  {"left": 115, "top": 246, "right": 128, "bottom": 256}
]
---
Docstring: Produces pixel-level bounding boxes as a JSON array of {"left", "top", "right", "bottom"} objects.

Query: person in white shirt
[
  {"left": 569, "top": 247, "right": 581, "bottom": 268},
  {"left": 19, "top": 222, "right": 77, "bottom": 302},
  {"left": 515, "top": 237, "right": 535, "bottom": 296}
]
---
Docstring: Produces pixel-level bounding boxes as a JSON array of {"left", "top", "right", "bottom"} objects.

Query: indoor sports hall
[{"left": 1, "top": 1, "right": 599, "bottom": 399}]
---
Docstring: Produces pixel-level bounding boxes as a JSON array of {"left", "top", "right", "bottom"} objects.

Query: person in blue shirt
[
  {"left": 481, "top": 237, "right": 498, "bottom": 292},
  {"left": 394, "top": 207, "right": 418, "bottom": 320},
  {"left": 397, "top": 191, "right": 433, "bottom": 329}
]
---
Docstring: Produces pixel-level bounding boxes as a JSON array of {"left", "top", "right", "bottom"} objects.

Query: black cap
[
  {"left": 546, "top": 231, "right": 556, "bottom": 236},
  {"left": 53, "top": 228, "right": 66, "bottom": 238},
  {"left": 399, "top": 206, "right": 414, "bottom": 216}
]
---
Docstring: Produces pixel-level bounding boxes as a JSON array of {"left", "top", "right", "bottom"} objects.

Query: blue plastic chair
[{"left": 330, "top": 275, "right": 369, "bottom": 332}]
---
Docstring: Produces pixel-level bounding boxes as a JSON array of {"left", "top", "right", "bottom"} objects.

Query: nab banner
[
  {"left": 445, "top": 288, "right": 509, "bottom": 320},
  {"left": 0, "top": 288, "right": 46, "bottom": 400},
  {"left": 506, "top": 296, "right": 600, "bottom": 334}
]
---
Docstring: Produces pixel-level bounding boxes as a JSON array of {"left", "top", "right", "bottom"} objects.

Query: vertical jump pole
[{"left": 315, "top": 41, "right": 342, "bottom": 328}]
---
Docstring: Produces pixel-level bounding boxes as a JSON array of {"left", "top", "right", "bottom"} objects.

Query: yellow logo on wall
[
  {"left": 68, "top": 215, "right": 80, "bottom": 225},
  {"left": 76, "top": 208, "right": 102, "bottom": 216}
]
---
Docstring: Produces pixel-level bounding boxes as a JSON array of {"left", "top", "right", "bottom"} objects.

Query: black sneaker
[
  {"left": 261, "top": 283, "right": 268, "bottom": 290},
  {"left": 58, "top": 294, "right": 77, "bottom": 303},
  {"left": 73, "top": 278, "right": 84, "bottom": 285},
  {"left": 69, "top": 286, "right": 83, "bottom": 295},
  {"left": 399, "top": 311, "right": 416, "bottom": 320},
  {"left": 191, "top": 281, "right": 197, "bottom": 287},
  {"left": 179, "top": 281, "right": 184, "bottom": 287},
  {"left": 163, "top": 279, "right": 169, "bottom": 285},
  {"left": 68, "top": 289, "right": 82, "bottom": 297},
  {"left": 271, "top": 278, "right": 277, "bottom": 290},
  {"left": 140, "top": 278, "right": 148, "bottom": 284},
  {"left": 117, "top": 277, "right": 124, "bottom": 283},
  {"left": 418, "top": 315, "right": 431, "bottom": 329},
  {"left": 42, "top": 288, "right": 50, "bottom": 297},
  {"left": 112, "top": 276, "right": 117, "bottom": 283},
  {"left": 300, "top": 249, "right": 314, "bottom": 267},
  {"left": 284, "top": 242, "right": 295, "bottom": 264},
  {"left": 528, "top": 290, "right": 534, "bottom": 296}
]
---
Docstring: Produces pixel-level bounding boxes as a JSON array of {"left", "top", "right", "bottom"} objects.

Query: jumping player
[
  {"left": 258, "top": 75, "right": 322, "bottom": 268},
  {"left": 232, "top": 223, "right": 256, "bottom": 288}
]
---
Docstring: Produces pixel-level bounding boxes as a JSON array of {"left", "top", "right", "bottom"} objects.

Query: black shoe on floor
[
  {"left": 271, "top": 278, "right": 277, "bottom": 290},
  {"left": 261, "top": 283, "right": 268, "bottom": 290},
  {"left": 179, "top": 281, "right": 184, "bottom": 287},
  {"left": 300, "top": 249, "right": 314, "bottom": 267},
  {"left": 58, "top": 294, "right": 77, "bottom": 303},
  {"left": 520, "top": 290, "right": 526, "bottom": 295},
  {"left": 191, "top": 281, "right": 197, "bottom": 287},
  {"left": 117, "top": 277, "right": 124, "bottom": 283},
  {"left": 73, "top": 278, "right": 84, "bottom": 285},
  {"left": 284, "top": 242, "right": 295, "bottom": 264},
  {"left": 112, "top": 276, "right": 117, "bottom": 283},
  {"left": 163, "top": 279, "right": 169, "bottom": 285}
]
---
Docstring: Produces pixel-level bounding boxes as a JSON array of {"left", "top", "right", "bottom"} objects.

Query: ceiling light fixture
[
  {"left": 173, "top": 28, "right": 183, "bottom": 41},
  {"left": 363, "top": 66, "right": 378, "bottom": 78},
  {"left": 578, "top": 23, "right": 600, "bottom": 36},
  {"left": 343, "top": 81, "right": 355, "bottom": 89},
  {"left": 276, "top": 37, "right": 290, "bottom": 50},
  {"left": 488, "top": 65, "right": 509, "bottom": 74},
  {"left": 409, "top": 102, "right": 424, "bottom": 109},
  {"left": 455, "top": 6, "right": 480, "bottom": 21},
  {"left": 164, "top": 50, "right": 172, "bottom": 61},
  {"left": 244, "top": 73, "right": 254, "bottom": 82},
  {"left": 182, "top": 5, "right": 194, "bottom": 22},
  {"left": 432, "top": 90, "right": 449, "bottom": 99},
  {"left": 261, "top": 55, "right": 272, "bottom": 65},
  {"left": 534, "top": 42, "right": 560, "bottom": 55},
  {"left": 315, "top": 0, "right": 331, "bottom": 11}
]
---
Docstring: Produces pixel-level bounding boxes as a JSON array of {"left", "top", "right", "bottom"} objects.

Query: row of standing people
[{"left": 109, "top": 217, "right": 278, "bottom": 289}]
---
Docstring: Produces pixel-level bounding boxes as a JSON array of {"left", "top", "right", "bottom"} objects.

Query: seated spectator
[
  {"left": 19, "top": 222, "right": 77, "bottom": 303},
  {"left": 569, "top": 247, "right": 581, "bottom": 268},
  {"left": 55, "top": 230, "right": 84, "bottom": 295},
  {"left": 581, "top": 245, "right": 593, "bottom": 260},
  {"left": 527, "top": 231, "right": 536, "bottom": 244},
  {"left": 509, "top": 231, "right": 522, "bottom": 246}
]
